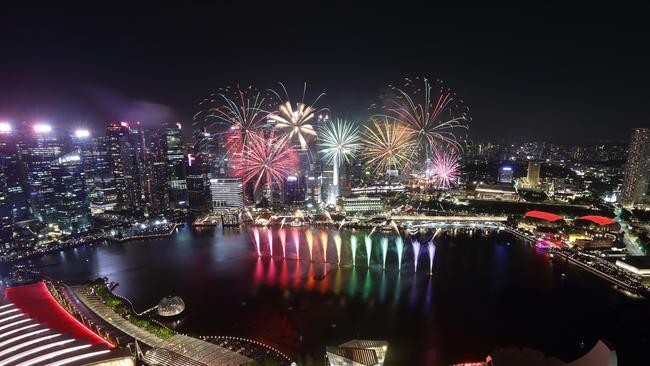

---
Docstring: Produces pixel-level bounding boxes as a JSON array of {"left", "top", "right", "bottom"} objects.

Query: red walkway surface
[{"left": 4, "top": 282, "right": 114, "bottom": 347}]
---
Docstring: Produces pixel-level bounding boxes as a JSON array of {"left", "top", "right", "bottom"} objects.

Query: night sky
[{"left": 1, "top": 2, "right": 648, "bottom": 142}]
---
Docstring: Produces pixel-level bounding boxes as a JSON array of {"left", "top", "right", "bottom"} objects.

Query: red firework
[{"left": 228, "top": 130, "right": 298, "bottom": 193}]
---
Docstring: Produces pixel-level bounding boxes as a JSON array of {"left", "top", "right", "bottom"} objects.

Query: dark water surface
[{"left": 2, "top": 225, "right": 649, "bottom": 365}]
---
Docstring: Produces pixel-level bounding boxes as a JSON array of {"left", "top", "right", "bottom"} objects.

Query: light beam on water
[
  {"left": 427, "top": 241, "right": 436, "bottom": 275},
  {"left": 381, "top": 237, "right": 388, "bottom": 270},
  {"left": 320, "top": 231, "right": 328, "bottom": 262},
  {"left": 334, "top": 232, "right": 342, "bottom": 264},
  {"left": 350, "top": 235, "right": 357, "bottom": 266},
  {"left": 364, "top": 235, "right": 372, "bottom": 268},
  {"left": 412, "top": 239, "right": 420, "bottom": 273},
  {"left": 396, "top": 236, "right": 404, "bottom": 271}
]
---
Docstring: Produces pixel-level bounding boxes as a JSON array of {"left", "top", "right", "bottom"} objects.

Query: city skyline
[{"left": 2, "top": 3, "right": 650, "bottom": 366}]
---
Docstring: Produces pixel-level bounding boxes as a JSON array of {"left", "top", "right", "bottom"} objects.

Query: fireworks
[
  {"left": 360, "top": 118, "right": 416, "bottom": 174},
  {"left": 269, "top": 83, "right": 325, "bottom": 149},
  {"left": 378, "top": 77, "right": 469, "bottom": 155},
  {"left": 318, "top": 119, "right": 360, "bottom": 166},
  {"left": 430, "top": 148, "right": 460, "bottom": 189},
  {"left": 228, "top": 130, "right": 298, "bottom": 193},
  {"left": 194, "top": 85, "right": 271, "bottom": 154}
]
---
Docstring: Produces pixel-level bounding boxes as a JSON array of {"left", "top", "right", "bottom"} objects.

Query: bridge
[{"left": 389, "top": 215, "right": 508, "bottom": 223}]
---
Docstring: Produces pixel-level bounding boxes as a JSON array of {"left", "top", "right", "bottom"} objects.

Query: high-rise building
[
  {"left": 51, "top": 151, "right": 91, "bottom": 233},
  {"left": 0, "top": 122, "right": 29, "bottom": 222},
  {"left": 18, "top": 123, "right": 61, "bottom": 224},
  {"left": 186, "top": 152, "right": 211, "bottom": 216},
  {"left": 88, "top": 135, "right": 118, "bottom": 213},
  {"left": 209, "top": 177, "right": 243, "bottom": 211},
  {"left": 106, "top": 122, "right": 141, "bottom": 214},
  {"left": 162, "top": 123, "right": 188, "bottom": 214},
  {"left": 526, "top": 161, "right": 540, "bottom": 187},
  {"left": 621, "top": 128, "right": 650, "bottom": 208},
  {"left": 498, "top": 166, "right": 513, "bottom": 183}
]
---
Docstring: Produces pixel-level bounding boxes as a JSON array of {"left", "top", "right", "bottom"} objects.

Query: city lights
[
  {"left": 74, "top": 129, "right": 90, "bottom": 138},
  {"left": 0, "top": 122, "right": 11, "bottom": 133},
  {"left": 33, "top": 124, "right": 52, "bottom": 133}
]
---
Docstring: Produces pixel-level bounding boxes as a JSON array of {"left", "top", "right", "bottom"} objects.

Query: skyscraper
[
  {"left": 106, "top": 122, "right": 142, "bottom": 215},
  {"left": 527, "top": 161, "right": 540, "bottom": 187},
  {"left": 18, "top": 123, "right": 61, "bottom": 224},
  {"left": 498, "top": 166, "right": 514, "bottom": 183},
  {"left": 621, "top": 128, "right": 650, "bottom": 208},
  {"left": 88, "top": 135, "right": 118, "bottom": 213},
  {"left": 162, "top": 123, "right": 188, "bottom": 214},
  {"left": 209, "top": 177, "right": 243, "bottom": 211},
  {"left": 0, "top": 122, "right": 29, "bottom": 222},
  {"left": 51, "top": 151, "right": 91, "bottom": 233}
]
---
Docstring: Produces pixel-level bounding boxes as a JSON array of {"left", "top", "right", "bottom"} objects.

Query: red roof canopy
[
  {"left": 578, "top": 215, "right": 616, "bottom": 225},
  {"left": 5, "top": 282, "right": 114, "bottom": 347},
  {"left": 524, "top": 211, "right": 563, "bottom": 222}
]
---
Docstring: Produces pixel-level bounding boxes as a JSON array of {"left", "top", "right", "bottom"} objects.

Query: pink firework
[
  {"left": 430, "top": 148, "right": 460, "bottom": 189},
  {"left": 228, "top": 130, "right": 298, "bottom": 193}
]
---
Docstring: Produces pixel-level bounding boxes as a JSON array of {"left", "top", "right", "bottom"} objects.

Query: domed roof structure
[{"left": 157, "top": 295, "right": 185, "bottom": 317}]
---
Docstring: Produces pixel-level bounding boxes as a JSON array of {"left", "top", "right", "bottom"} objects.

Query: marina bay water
[{"left": 2, "top": 225, "right": 649, "bottom": 365}]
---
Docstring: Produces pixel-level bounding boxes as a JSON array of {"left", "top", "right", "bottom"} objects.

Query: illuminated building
[
  {"left": 474, "top": 183, "right": 517, "bottom": 201},
  {"left": 0, "top": 166, "right": 12, "bottom": 248},
  {"left": 106, "top": 122, "right": 142, "bottom": 214},
  {"left": 209, "top": 177, "right": 243, "bottom": 211},
  {"left": 87, "top": 136, "right": 118, "bottom": 214},
  {"left": 2, "top": 282, "right": 133, "bottom": 365},
  {"left": 0, "top": 125, "right": 28, "bottom": 222},
  {"left": 497, "top": 166, "right": 513, "bottom": 183},
  {"left": 616, "top": 256, "right": 650, "bottom": 277},
  {"left": 620, "top": 128, "right": 650, "bottom": 208},
  {"left": 186, "top": 153, "right": 211, "bottom": 216},
  {"left": 526, "top": 161, "right": 540, "bottom": 187},
  {"left": 337, "top": 196, "right": 384, "bottom": 213},
  {"left": 51, "top": 152, "right": 91, "bottom": 233},
  {"left": 162, "top": 123, "right": 188, "bottom": 214},
  {"left": 18, "top": 123, "right": 61, "bottom": 224},
  {"left": 326, "top": 339, "right": 388, "bottom": 366}
]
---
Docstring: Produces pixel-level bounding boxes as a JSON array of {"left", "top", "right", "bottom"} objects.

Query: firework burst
[
  {"left": 377, "top": 77, "right": 469, "bottom": 155},
  {"left": 360, "top": 118, "right": 416, "bottom": 175},
  {"left": 430, "top": 148, "right": 460, "bottom": 189},
  {"left": 318, "top": 119, "right": 360, "bottom": 166},
  {"left": 228, "top": 130, "right": 298, "bottom": 193},
  {"left": 269, "top": 83, "right": 325, "bottom": 149},
  {"left": 194, "top": 85, "right": 271, "bottom": 154}
]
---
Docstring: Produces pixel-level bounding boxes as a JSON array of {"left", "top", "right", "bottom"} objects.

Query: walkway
[{"left": 71, "top": 286, "right": 251, "bottom": 366}]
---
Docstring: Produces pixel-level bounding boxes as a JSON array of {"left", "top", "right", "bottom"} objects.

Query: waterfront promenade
[{"left": 71, "top": 285, "right": 251, "bottom": 366}]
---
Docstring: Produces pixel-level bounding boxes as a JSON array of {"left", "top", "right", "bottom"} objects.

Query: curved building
[
  {"left": 1, "top": 282, "right": 132, "bottom": 366},
  {"left": 574, "top": 216, "right": 620, "bottom": 232}
]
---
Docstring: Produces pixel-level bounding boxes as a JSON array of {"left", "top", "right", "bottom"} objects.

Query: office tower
[
  {"left": 527, "top": 161, "right": 541, "bottom": 187},
  {"left": 498, "top": 166, "right": 514, "bottom": 183},
  {"left": 147, "top": 129, "right": 170, "bottom": 215},
  {"left": 88, "top": 136, "right": 118, "bottom": 213},
  {"left": 130, "top": 122, "right": 151, "bottom": 215},
  {"left": 51, "top": 152, "right": 91, "bottom": 233},
  {"left": 0, "top": 122, "right": 29, "bottom": 222},
  {"left": 0, "top": 156, "right": 13, "bottom": 248},
  {"left": 209, "top": 177, "right": 243, "bottom": 211},
  {"left": 186, "top": 152, "right": 211, "bottom": 217},
  {"left": 162, "top": 123, "right": 188, "bottom": 214},
  {"left": 106, "top": 122, "right": 141, "bottom": 214},
  {"left": 621, "top": 128, "right": 650, "bottom": 208},
  {"left": 18, "top": 123, "right": 61, "bottom": 224}
]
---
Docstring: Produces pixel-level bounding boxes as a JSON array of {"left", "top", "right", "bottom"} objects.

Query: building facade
[{"left": 620, "top": 128, "right": 650, "bottom": 208}]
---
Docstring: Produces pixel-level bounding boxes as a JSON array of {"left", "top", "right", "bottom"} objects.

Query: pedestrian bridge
[{"left": 389, "top": 215, "right": 508, "bottom": 223}]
